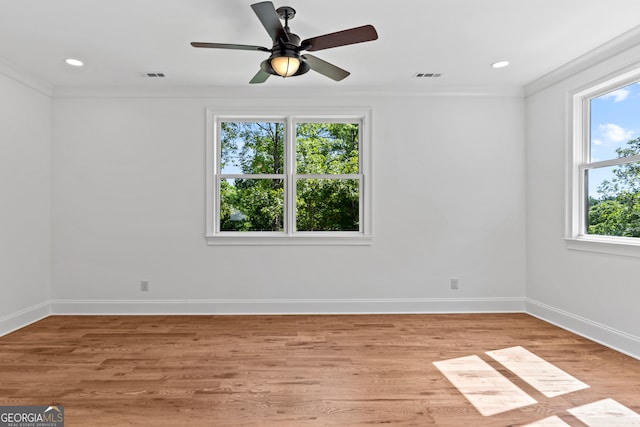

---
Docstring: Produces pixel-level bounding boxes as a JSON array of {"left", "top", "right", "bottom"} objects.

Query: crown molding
[
  {"left": 525, "top": 25, "right": 640, "bottom": 97},
  {"left": 0, "top": 59, "right": 54, "bottom": 97},
  {"left": 51, "top": 84, "right": 523, "bottom": 99}
]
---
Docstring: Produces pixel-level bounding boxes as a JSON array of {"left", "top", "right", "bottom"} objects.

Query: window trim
[
  {"left": 205, "top": 108, "right": 373, "bottom": 246},
  {"left": 566, "top": 66, "right": 640, "bottom": 257}
]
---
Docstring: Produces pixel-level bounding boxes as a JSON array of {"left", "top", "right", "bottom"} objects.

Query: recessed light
[
  {"left": 491, "top": 60, "right": 510, "bottom": 69},
  {"left": 65, "top": 58, "right": 84, "bottom": 67}
]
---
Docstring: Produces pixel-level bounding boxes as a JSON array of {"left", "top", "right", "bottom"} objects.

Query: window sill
[
  {"left": 564, "top": 236, "right": 640, "bottom": 258},
  {"left": 206, "top": 234, "right": 373, "bottom": 246}
]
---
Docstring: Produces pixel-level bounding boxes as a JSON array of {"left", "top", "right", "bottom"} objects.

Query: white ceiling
[{"left": 1, "top": 0, "right": 640, "bottom": 91}]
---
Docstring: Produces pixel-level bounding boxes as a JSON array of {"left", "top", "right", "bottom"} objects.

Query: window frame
[
  {"left": 205, "top": 108, "right": 373, "bottom": 246},
  {"left": 566, "top": 67, "right": 640, "bottom": 256}
]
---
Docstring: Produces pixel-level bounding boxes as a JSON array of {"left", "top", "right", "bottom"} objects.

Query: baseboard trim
[
  {"left": 50, "top": 297, "right": 526, "bottom": 315},
  {"left": 0, "top": 301, "right": 50, "bottom": 337},
  {"left": 526, "top": 298, "right": 640, "bottom": 360}
]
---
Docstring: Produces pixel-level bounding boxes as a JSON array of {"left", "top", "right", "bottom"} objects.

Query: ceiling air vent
[
  {"left": 144, "top": 73, "right": 165, "bottom": 78},
  {"left": 413, "top": 73, "right": 441, "bottom": 78}
]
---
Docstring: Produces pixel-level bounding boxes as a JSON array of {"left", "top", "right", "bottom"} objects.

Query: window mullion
[{"left": 286, "top": 117, "right": 296, "bottom": 235}]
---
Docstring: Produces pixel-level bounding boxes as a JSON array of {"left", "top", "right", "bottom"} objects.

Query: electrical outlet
[
  {"left": 450, "top": 278, "right": 459, "bottom": 290},
  {"left": 141, "top": 280, "right": 149, "bottom": 292}
]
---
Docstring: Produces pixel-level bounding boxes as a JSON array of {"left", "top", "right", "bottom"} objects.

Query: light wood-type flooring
[{"left": 0, "top": 314, "right": 638, "bottom": 426}]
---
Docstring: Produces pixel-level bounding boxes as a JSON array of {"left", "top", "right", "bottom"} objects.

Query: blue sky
[{"left": 588, "top": 81, "right": 640, "bottom": 198}]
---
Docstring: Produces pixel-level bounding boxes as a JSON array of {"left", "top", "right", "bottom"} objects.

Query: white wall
[
  {"left": 0, "top": 72, "right": 51, "bottom": 333},
  {"left": 526, "top": 45, "right": 640, "bottom": 357},
  {"left": 50, "top": 91, "right": 526, "bottom": 314},
  {"left": 7, "top": 44, "right": 638, "bottom": 357}
]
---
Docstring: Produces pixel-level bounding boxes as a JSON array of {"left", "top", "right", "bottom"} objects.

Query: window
[
  {"left": 568, "top": 68, "right": 640, "bottom": 255},
  {"left": 205, "top": 109, "right": 372, "bottom": 245}
]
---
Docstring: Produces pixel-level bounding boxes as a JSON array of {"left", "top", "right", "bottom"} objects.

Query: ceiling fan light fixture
[{"left": 270, "top": 55, "right": 300, "bottom": 77}]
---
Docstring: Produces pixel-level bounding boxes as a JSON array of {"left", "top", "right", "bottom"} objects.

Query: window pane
[
  {"left": 590, "top": 81, "right": 640, "bottom": 162},
  {"left": 296, "top": 123, "right": 359, "bottom": 174},
  {"left": 220, "top": 178, "right": 284, "bottom": 231},
  {"left": 296, "top": 179, "right": 359, "bottom": 231},
  {"left": 587, "top": 164, "right": 640, "bottom": 237},
  {"left": 221, "top": 121, "right": 284, "bottom": 174}
]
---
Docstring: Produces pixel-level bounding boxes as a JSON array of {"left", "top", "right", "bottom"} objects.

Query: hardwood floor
[{"left": 0, "top": 314, "right": 638, "bottom": 426}]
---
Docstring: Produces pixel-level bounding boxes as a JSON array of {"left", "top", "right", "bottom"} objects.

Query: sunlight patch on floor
[
  {"left": 522, "top": 415, "right": 571, "bottom": 426},
  {"left": 434, "top": 347, "right": 640, "bottom": 426},
  {"left": 568, "top": 398, "right": 640, "bottom": 426},
  {"left": 432, "top": 354, "right": 537, "bottom": 416},
  {"left": 486, "top": 346, "right": 589, "bottom": 397}
]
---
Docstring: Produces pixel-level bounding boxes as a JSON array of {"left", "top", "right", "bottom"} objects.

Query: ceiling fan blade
[
  {"left": 250, "top": 69, "right": 271, "bottom": 84},
  {"left": 302, "top": 54, "right": 350, "bottom": 81},
  {"left": 251, "top": 1, "right": 288, "bottom": 42},
  {"left": 301, "top": 25, "right": 378, "bottom": 52},
  {"left": 191, "top": 42, "right": 270, "bottom": 52}
]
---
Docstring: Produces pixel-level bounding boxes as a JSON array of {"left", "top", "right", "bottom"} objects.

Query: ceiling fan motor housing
[{"left": 265, "top": 32, "right": 310, "bottom": 76}]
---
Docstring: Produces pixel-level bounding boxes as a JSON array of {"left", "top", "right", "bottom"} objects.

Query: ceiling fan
[{"left": 191, "top": 1, "right": 378, "bottom": 84}]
